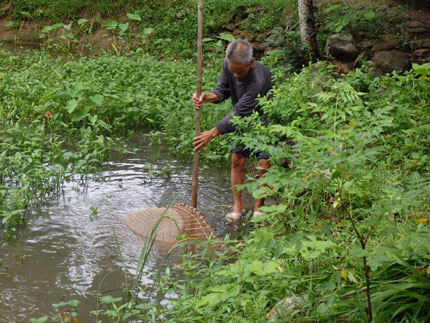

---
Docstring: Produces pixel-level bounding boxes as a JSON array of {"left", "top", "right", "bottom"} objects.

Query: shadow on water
[{"left": 0, "top": 134, "right": 256, "bottom": 322}]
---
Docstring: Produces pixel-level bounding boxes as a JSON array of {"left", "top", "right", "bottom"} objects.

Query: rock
[
  {"left": 414, "top": 48, "right": 430, "bottom": 63},
  {"left": 325, "top": 33, "right": 359, "bottom": 61},
  {"left": 405, "top": 21, "right": 426, "bottom": 29},
  {"left": 371, "top": 39, "right": 400, "bottom": 52},
  {"left": 409, "top": 27, "right": 427, "bottom": 33},
  {"left": 411, "top": 38, "right": 430, "bottom": 48},
  {"left": 252, "top": 41, "right": 266, "bottom": 58},
  {"left": 360, "top": 39, "right": 379, "bottom": 49},
  {"left": 371, "top": 50, "right": 411, "bottom": 76},
  {"left": 405, "top": 21, "right": 427, "bottom": 33}
]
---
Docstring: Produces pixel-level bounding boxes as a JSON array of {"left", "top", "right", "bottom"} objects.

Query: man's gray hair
[{"left": 225, "top": 39, "right": 253, "bottom": 65}]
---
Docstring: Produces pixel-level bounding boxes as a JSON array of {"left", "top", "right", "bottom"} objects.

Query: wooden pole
[{"left": 192, "top": 0, "right": 203, "bottom": 208}]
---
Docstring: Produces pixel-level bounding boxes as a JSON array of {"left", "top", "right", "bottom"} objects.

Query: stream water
[{"left": 0, "top": 135, "right": 256, "bottom": 322}]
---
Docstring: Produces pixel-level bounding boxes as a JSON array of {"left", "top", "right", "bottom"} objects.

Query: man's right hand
[
  {"left": 192, "top": 92, "right": 219, "bottom": 110},
  {"left": 192, "top": 92, "right": 205, "bottom": 110}
]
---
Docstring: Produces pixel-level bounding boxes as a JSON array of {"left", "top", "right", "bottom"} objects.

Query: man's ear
[{"left": 249, "top": 58, "right": 255, "bottom": 68}]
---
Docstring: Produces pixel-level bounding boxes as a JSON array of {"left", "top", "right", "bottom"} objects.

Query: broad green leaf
[
  {"left": 63, "top": 23, "right": 72, "bottom": 31},
  {"left": 218, "top": 33, "right": 235, "bottom": 42},
  {"left": 78, "top": 18, "right": 88, "bottom": 25},
  {"left": 197, "top": 293, "right": 222, "bottom": 307},
  {"left": 119, "top": 22, "right": 129, "bottom": 34},
  {"left": 89, "top": 94, "right": 103, "bottom": 106},
  {"left": 72, "top": 107, "right": 90, "bottom": 122},
  {"left": 127, "top": 13, "right": 142, "bottom": 21},
  {"left": 65, "top": 99, "right": 78, "bottom": 113},
  {"left": 102, "top": 20, "right": 118, "bottom": 30},
  {"left": 51, "top": 23, "right": 63, "bottom": 30},
  {"left": 4, "top": 21, "right": 13, "bottom": 27},
  {"left": 99, "top": 295, "right": 122, "bottom": 304},
  {"left": 97, "top": 119, "right": 112, "bottom": 130},
  {"left": 29, "top": 316, "right": 49, "bottom": 323},
  {"left": 363, "top": 10, "right": 376, "bottom": 20},
  {"left": 20, "top": 11, "right": 33, "bottom": 18},
  {"left": 143, "top": 27, "right": 154, "bottom": 35}
]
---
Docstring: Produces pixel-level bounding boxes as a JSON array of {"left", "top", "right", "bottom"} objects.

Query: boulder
[
  {"left": 371, "top": 39, "right": 400, "bottom": 52},
  {"left": 414, "top": 48, "right": 430, "bottom": 64},
  {"left": 371, "top": 50, "right": 411, "bottom": 76},
  {"left": 411, "top": 38, "right": 430, "bottom": 48},
  {"left": 360, "top": 39, "right": 379, "bottom": 49},
  {"left": 404, "top": 20, "right": 427, "bottom": 33},
  {"left": 325, "top": 33, "right": 359, "bottom": 61}
]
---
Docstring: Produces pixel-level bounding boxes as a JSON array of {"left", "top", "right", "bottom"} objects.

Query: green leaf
[
  {"left": 63, "top": 23, "right": 72, "bottom": 31},
  {"left": 102, "top": 20, "right": 118, "bottom": 30},
  {"left": 20, "top": 11, "right": 33, "bottom": 18},
  {"left": 119, "top": 22, "right": 129, "bottom": 33},
  {"left": 72, "top": 107, "right": 90, "bottom": 122},
  {"left": 219, "top": 33, "right": 235, "bottom": 42},
  {"left": 89, "top": 94, "right": 103, "bottom": 106},
  {"left": 218, "top": 33, "right": 236, "bottom": 42},
  {"left": 97, "top": 119, "right": 112, "bottom": 130},
  {"left": 363, "top": 10, "right": 376, "bottom": 20},
  {"left": 29, "top": 317, "right": 49, "bottom": 323},
  {"left": 78, "top": 18, "right": 88, "bottom": 25},
  {"left": 100, "top": 295, "right": 122, "bottom": 304},
  {"left": 143, "top": 27, "right": 154, "bottom": 35},
  {"left": 65, "top": 99, "right": 78, "bottom": 113},
  {"left": 127, "top": 13, "right": 142, "bottom": 21},
  {"left": 197, "top": 293, "right": 222, "bottom": 307},
  {"left": 4, "top": 21, "right": 13, "bottom": 27}
]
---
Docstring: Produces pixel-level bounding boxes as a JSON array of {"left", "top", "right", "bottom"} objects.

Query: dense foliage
[
  {"left": 163, "top": 62, "right": 430, "bottom": 321},
  {"left": 2, "top": 0, "right": 288, "bottom": 58}
]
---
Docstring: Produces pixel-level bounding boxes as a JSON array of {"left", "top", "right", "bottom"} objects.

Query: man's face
[{"left": 228, "top": 59, "right": 254, "bottom": 80}]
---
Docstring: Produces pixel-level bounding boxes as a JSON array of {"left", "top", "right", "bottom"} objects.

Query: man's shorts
[{"left": 230, "top": 141, "right": 269, "bottom": 160}]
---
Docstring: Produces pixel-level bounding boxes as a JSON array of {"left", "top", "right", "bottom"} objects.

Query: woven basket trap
[{"left": 125, "top": 203, "right": 217, "bottom": 243}]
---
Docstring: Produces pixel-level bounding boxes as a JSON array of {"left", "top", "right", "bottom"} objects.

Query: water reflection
[{"left": 0, "top": 135, "right": 255, "bottom": 321}]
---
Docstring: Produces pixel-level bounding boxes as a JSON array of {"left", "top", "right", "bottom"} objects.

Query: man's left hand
[{"left": 193, "top": 127, "right": 219, "bottom": 153}]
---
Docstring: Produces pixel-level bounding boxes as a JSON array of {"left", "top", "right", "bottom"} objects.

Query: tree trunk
[{"left": 298, "top": 0, "right": 319, "bottom": 59}]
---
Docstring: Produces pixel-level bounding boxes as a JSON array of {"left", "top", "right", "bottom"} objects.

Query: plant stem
[{"left": 363, "top": 256, "right": 373, "bottom": 322}]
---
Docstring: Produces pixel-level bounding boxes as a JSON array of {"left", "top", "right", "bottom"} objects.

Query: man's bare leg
[
  {"left": 231, "top": 153, "right": 246, "bottom": 214},
  {"left": 254, "top": 158, "right": 270, "bottom": 212}
]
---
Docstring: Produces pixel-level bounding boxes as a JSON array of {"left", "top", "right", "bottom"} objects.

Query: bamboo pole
[{"left": 192, "top": 0, "right": 203, "bottom": 208}]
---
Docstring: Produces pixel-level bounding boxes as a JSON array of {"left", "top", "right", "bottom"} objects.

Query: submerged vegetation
[{"left": 1, "top": 0, "right": 430, "bottom": 321}]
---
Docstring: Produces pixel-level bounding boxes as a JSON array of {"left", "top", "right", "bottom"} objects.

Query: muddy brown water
[{"left": 0, "top": 135, "right": 256, "bottom": 322}]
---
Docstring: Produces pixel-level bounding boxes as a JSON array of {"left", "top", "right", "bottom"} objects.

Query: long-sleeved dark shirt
[{"left": 212, "top": 59, "right": 272, "bottom": 134}]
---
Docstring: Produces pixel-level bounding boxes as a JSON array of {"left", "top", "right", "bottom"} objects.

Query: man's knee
[{"left": 232, "top": 153, "right": 246, "bottom": 170}]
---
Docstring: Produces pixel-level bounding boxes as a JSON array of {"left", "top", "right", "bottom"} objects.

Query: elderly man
[{"left": 192, "top": 39, "right": 273, "bottom": 222}]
